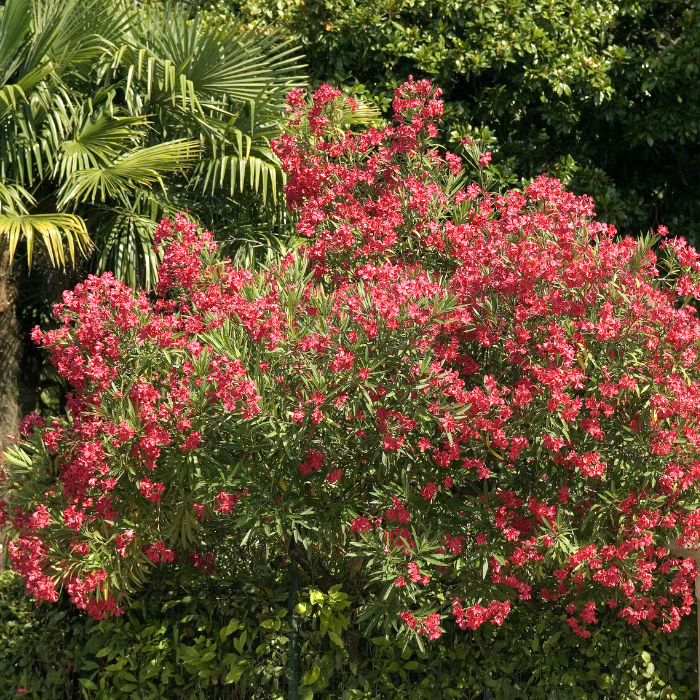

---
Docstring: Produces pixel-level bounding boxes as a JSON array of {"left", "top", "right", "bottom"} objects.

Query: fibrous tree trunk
[
  {"left": 0, "top": 245, "right": 21, "bottom": 570},
  {"left": 0, "top": 245, "right": 20, "bottom": 449}
]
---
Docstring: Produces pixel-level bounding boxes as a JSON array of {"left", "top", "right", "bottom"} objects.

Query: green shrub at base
[{"left": 0, "top": 569, "right": 696, "bottom": 699}]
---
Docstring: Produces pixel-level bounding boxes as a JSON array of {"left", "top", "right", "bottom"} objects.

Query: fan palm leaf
[
  {"left": 0, "top": 0, "right": 34, "bottom": 85},
  {"left": 58, "top": 139, "right": 200, "bottom": 207},
  {"left": 26, "top": 0, "right": 130, "bottom": 75},
  {"left": 191, "top": 152, "right": 282, "bottom": 203},
  {"left": 56, "top": 109, "right": 148, "bottom": 180},
  {"left": 120, "top": 3, "right": 303, "bottom": 109},
  {"left": 0, "top": 210, "right": 89, "bottom": 266}
]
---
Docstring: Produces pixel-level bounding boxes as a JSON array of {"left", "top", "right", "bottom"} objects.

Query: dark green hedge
[
  {"left": 197, "top": 0, "right": 700, "bottom": 244},
  {"left": 0, "top": 569, "right": 696, "bottom": 699}
]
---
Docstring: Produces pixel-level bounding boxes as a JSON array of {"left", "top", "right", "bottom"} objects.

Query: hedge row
[
  {"left": 0, "top": 569, "right": 696, "bottom": 699},
  {"left": 220, "top": 0, "right": 700, "bottom": 243}
]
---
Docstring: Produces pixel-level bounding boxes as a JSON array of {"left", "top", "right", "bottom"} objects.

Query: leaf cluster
[
  {"left": 0, "top": 0, "right": 307, "bottom": 285},
  {"left": 0, "top": 568, "right": 696, "bottom": 699}
]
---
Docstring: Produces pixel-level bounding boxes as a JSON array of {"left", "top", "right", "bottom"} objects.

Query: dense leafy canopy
[
  {"left": 5, "top": 81, "right": 700, "bottom": 646},
  {"left": 213, "top": 0, "right": 700, "bottom": 244}
]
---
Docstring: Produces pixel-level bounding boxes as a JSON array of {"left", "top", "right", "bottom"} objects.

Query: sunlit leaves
[
  {"left": 58, "top": 140, "right": 200, "bottom": 206},
  {"left": 0, "top": 209, "right": 89, "bottom": 266}
]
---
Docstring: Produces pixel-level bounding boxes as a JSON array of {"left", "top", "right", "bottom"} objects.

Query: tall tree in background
[
  {"left": 216, "top": 0, "right": 700, "bottom": 243},
  {"left": 0, "top": 0, "right": 306, "bottom": 445}
]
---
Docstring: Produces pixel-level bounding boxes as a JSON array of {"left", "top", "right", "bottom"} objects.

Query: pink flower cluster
[
  {"left": 6, "top": 213, "right": 263, "bottom": 618},
  {"left": 270, "top": 79, "right": 700, "bottom": 637}
]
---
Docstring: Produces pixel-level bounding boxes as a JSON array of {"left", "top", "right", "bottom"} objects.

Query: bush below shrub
[{"left": 0, "top": 569, "right": 696, "bottom": 699}]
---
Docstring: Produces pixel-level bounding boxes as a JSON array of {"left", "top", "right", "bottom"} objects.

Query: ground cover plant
[{"left": 4, "top": 80, "right": 700, "bottom": 653}]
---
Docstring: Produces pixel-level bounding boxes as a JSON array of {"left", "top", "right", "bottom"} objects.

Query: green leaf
[
  {"left": 233, "top": 630, "right": 247, "bottom": 654},
  {"left": 327, "top": 630, "right": 344, "bottom": 648},
  {"left": 220, "top": 619, "right": 240, "bottom": 642},
  {"left": 0, "top": 210, "right": 90, "bottom": 266},
  {"left": 309, "top": 589, "right": 325, "bottom": 605},
  {"left": 58, "top": 140, "right": 200, "bottom": 206},
  {"left": 371, "top": 636, "right": 390, "bottom": 647},
  {"left": 301, "top": 665, "right": 321, "bottom": 687}
]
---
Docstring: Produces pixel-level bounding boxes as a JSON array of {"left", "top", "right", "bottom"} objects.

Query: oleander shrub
[{"left": 4, "top": 79, "right": 700, "bottom": 652}]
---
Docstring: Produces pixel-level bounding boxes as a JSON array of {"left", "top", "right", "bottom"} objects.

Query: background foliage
[
  {"left": 0, "top": 568, "right": 696, "bottom": 700},
  {"left": 198, "top": 0, "right": 700, "bottom": 244}
]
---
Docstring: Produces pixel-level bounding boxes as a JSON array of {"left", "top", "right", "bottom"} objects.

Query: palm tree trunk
[
  {"left": 0, "top": 245, "right": 21, "bottom": 571},
  {"left": 0, "top": 245, "right": 20, "bottom": 452}
]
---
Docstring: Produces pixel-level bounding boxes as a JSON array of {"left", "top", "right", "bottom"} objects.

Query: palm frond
[
  {"left": 92, "top": 206, "right": 159, "bottom": 290},
  {"left": 191, "top": 186, "right": 300, "bottom": 270},
  {"left": 191, "top": 152, "right": 283, "bottom": 204},
  {"left": 0, "top": 64, "right": 60, "bottom": 132},
  {"left": 58, "top": 139, "right": 200, "bottom": 206},
  {"left": 0, "top": 82, "right": 75, "bottom": 188},
  {"left": 27, "top": 0, "right": 130, "bottom": 74},
  {"left": 228, "top": 229, "right": 304, "bottom": 270},
  {"left": 0, "top": 179, "right": 34, "bottom": 212},
  {"left": 338, "top": 101, "right": 384, "bottom": 130},
  {"left": 57, "top": 109, "right": 147, "bottom": 181},
  {"left": 88, "top": 190, "right": 184, "bottom": 289},
  {"left": 120, "top": 3, "right": 304, "bottom": 108},
  {"left": 0, "top": 210, "right": 89, "bottom": 266},
  {"left": 0, "top": 0, "right": 33, "bottom": 85}
]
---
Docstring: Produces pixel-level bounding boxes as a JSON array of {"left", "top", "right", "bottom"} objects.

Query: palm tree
[{"left": 0, "top": 0, "right": 307, "bottom": 448}]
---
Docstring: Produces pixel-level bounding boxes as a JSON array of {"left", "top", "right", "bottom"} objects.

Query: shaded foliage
[
  {"left": 210, "top": 0, "right": 700, "bottom": 243},
  {"left": 0, "top": 569, "right": 696, "bottom": 699}
]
